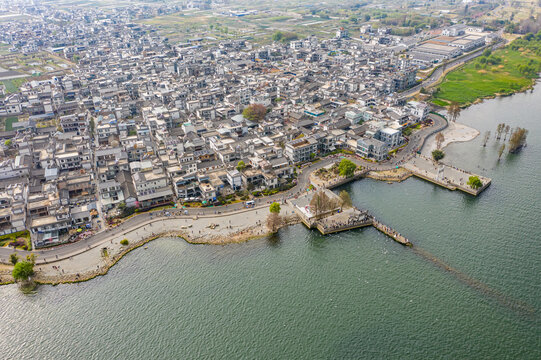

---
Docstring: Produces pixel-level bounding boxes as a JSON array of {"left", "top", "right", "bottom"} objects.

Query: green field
[
  {"left": 1, "top": 77, "right": 27, "bottom": 94},
  {"left": 432, "top": 33, "right": 541, "bottom": 105},
  {"left": 3, "top": 116, "right": 18, "bottom": 130}
]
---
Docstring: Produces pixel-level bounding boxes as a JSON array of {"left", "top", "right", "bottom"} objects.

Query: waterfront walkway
[{"left": 0, "top": 114, "right": 484, "bottom": 264}]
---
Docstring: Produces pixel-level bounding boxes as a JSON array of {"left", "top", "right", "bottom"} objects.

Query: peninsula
[{"left": 6, "top": 0, "right": 538, "bottom": 286}]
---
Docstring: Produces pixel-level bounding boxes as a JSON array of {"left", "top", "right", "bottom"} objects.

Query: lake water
[{"left": 1, "top": 88, "right": 540, "bottom": 359}]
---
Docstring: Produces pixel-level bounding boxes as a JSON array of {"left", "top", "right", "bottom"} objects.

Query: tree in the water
[
  {"left": 498, "top": 143, "right": 506, "bottom": 161},
  {"left": 508, "top": 127, "right": 528, "bottom": 153},
  {"left": 435, "top": 132, "right": 445, "bottom": 150},
  {"left": 496, "top": 123, "right": 505, "bottom": 140},
  {"left": 482, "top": 131, "right": 491, "bottom": 147},
  {"left": 448, "top": 102, "right": 461, "bottom": 122},
  {"left": 467, "top": 176, "right": 483, "bottom": 189},
  {"left": 267, "top": 202, "right": 283, "bottom": 233},
  {"left": 503, "top": 125, "right": 511, "bottom": 141},
  {"left": 267, "top": 213, "right": 283, "bottom": 233}
]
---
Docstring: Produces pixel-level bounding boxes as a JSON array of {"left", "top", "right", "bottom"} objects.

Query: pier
[
  {"left": 371, "top": 219, "right": 412, "bottom": 247},
  {"left": 402, "top": 154, "right": 491, "bottom": 196},
  {"left": 288, "top": 191, "right": 412, "bottom": 247}
]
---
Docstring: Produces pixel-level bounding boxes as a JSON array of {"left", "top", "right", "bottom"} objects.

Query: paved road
[{"left": 0, "top": 115, "right": 447, "bottom": 264}]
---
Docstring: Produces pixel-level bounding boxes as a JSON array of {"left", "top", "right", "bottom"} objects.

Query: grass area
[
  {"left": 431, "top": 33, "right": 541, "bottom": 105},
  {"left": 1, "top": 77, "right": 27, "bottom": 93},
  {"left": 3, "top": 116, "right": 18, "bottom": 130},
  {"left": 431, "top": 99, "right": 449, "bottom": 107}
]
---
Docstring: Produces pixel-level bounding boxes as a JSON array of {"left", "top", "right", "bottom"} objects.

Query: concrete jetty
[
  {"left": 288, "top": 192, "right": 412, "bottom": 247},
  {"left": 371, "top": 219, "right": 412, "bottom": 247},
  {"left": 402, "top": 154, "right": 491, "bottom": 196},
  {"left": 315, "top": 210, "right": 412, "bottom": 247},
  {"left": 314, "top": 208, "right": 373, "bottom": 235}
]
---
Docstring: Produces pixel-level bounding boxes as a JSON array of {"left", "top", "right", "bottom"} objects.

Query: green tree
[
  {"left": 10, "top": 253, "right": 18, "bottom": 265},
  {"left": 432, "top": 149, "right": 445, "bottom": 161},
  {"left": 242, "top": 104, "right": 267, "bottom": 122},
  {"left": 272, "top": 31, "right": 284, "bottom": 42},
  {"left": 269, "top": 202, "right": 281, "bottom": 214},
  {"left": 236, "top": 160, "right": 246, "bottom": 172},
  {"left": 467, "top": 176, "right": 483, "bottom": 189},
  {"left": 12, "top": 261, "right": 34, "bottom": 281},
  {"left": 272, "top": 31, "right": 298, "bottom": 43},
  {"left": 4, "top": 139, "right": 12, "bottom": 147},
  {"left": 120, "top": 239, "right": 129, "bottom": 245},
  {"left": 338, "top": 159, "right": 357, "bottom": 178}
]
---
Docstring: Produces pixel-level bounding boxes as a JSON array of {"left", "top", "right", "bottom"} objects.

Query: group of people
[{"left": 320, "top": 212, "right": 372, "bottom": 232}]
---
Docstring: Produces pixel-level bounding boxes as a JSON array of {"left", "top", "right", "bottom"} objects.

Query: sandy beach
[{"left": 422, "top": 121, "right": 480, "bottom": 157}]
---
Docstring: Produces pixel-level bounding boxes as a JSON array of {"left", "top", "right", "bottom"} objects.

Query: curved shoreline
[
  {"left": 0, "top": 115, "right": 463, "bottom": 286},
  {"left": 2, "top": 228, "right": 275, "bottom": 286}
]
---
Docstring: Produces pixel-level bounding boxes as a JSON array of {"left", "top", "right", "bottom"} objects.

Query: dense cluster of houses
[{"left": 0, "top": 2, "right": 434, "bottom": 249}]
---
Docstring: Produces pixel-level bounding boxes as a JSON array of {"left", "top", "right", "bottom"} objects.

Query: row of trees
[
  {"left": 309, "top": 190, "right": 353, "bottom": 220},
  {"left": 271, "top": 31, "right": 299, "bottom": 43}
]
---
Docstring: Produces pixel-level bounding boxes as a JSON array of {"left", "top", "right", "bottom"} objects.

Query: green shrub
[{"left": 120, "top": 239, "right": 129, "bottom": 246}]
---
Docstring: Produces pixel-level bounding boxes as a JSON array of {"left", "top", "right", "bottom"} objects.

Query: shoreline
[
  {"left": 0, "top": 148, "right": 483, "bottom": 286},
  {"left": 421, "top": 121, "right": 480, "bottom": 157},
  {"left": 0, "top": 206, "right": 300, "bottom": 286},
  {"left": 431, "top": 68, "right": 539, "bottom": 109},
  {"left": 0, "top": 115, "right": 492, "bottom": 287}
]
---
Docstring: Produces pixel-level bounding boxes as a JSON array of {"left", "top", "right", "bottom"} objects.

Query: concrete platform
[
  {"left": 403, "top": 154, "right": 491, "bottom": 196},
  {"left": 315, "top": 208, "right": 372, "bottom": 234}
]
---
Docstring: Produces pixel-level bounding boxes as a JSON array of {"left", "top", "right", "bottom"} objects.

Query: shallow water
[{"left": 1, "top": 88, "right": 540, "bottom": 359}]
